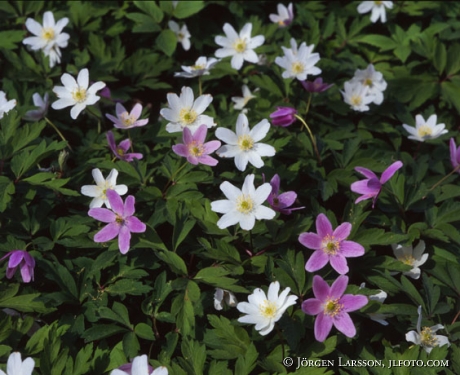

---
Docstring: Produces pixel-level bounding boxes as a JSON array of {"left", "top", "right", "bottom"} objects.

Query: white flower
[
  {"left": 402, "top": 114, "right": 447, "bottom": 142},
  {"left": 110, "top": 355, "right": 168, "bottom": 375},
  {"left": 341, "top": 81, "right": 375, "bottom": 112},
  {"left": 274, "top": 38, "right": 321, "bottom": 81},
  {"left": 215, "top": 23, "right": 265, "bottom": 70},
  {"left": 269, "top": 3, "right": 294, "bottom": 27},
  {"left": 0, "top": 352, "right": 35, "bottom": 375},
  {"left": 232, "top": 85, "right": 256, "bottom": 112},
  {"left": 24, "top": 92, "right": 49, "bottom": 121},
  {"left": 174, "top": 56, "right": 220, "bottom": 78},
  {"left": 360, "top": 283, "right": 392, "bottom": 326},
  {"left": 392, "top": 240, "right": 428, "bottom": 280},
  {"left": 237, "top": 281, "right": 297, "bottom": 336},
  {"left": 214, "top": 288, "right": 238, "bottom": 310},
  {"left": 81, "top": 168, "right": 128, "bottom": 209},
  {"left": 216, "top": 113, "right": 276, "bottom": 171},
  {"left": 160, "top": 86, "right": 214, "bottom": 134},
  {"left": 51, "top": 68, "right": 106, "bottom": 120},
  {"left": 168, "top": 20, "right": 191, "bottom": 51},
  {"left": 22, "top": 11, "right": 70, "bottom": 68},
  {"left": 211, "top": 174, "right": 275, "bottom": 230},
  {"left": 0, "top": 91, "right": 17, "bottom": 119},
  {"left": 357, "top": 1, "right": 393, "bottom": 23},
  {"left": 349, "top": 64, "right": 387, "bottom": 105},
  {"left": 406, "top": 306, "right": 450, "bottom": 354}
]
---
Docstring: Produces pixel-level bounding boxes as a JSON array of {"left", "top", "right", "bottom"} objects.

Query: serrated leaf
[
  {"left": 173, "top": 1, "right": 204, "bottom": 19},
  {"left": 82, "top": 324, "right": 128, "bottom": 342}
]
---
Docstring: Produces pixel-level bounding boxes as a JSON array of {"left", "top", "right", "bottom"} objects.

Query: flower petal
[
  {"left": 315, "top": 313, "right": 333, "bottom": 342},
  {"left": 380, "top": 161, "right": 403, "bottom": 184},
  {"left": 299, "top": 232, "right": 322, "bottom": 249},
  {"left": 316, "top": 213, "right": 333, "bottom": 238},
  {"left": 305, "top": 250, "right": 329, "bottom": 272},
  {"left": 333, "top": 312, "right": 356, "bottom": 337},
  {"left": 94, "top": 223, "right": 119, "bottom": 242},
  {"left": 118, "top": 225, "right": 131, "bottom": 254}
]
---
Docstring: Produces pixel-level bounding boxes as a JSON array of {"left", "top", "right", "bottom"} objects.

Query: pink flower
[
  {"left": 350, "top": 161, "right": 403, "bottom": 208},
  {"left": 88, "top": 189, "right": 146, "bottom": 254},
  {"left": 299, "top": 213, "right": 364, "bottom": 274},
  {"left": 1, "top": 250, "right": 35, "bottom": 283},
  {"left": 301, "top": 77, "right": 334, "bottom": 93},
  {"left": 107, "top": 131, "right": 143, "bottom": 162},
  {"left": 267, "top": 174, "right": 304, "bottom": 214},
  {"left": 106, "top": 103, "right": 149, "bottom": 129},
  {"left": 302, "top": 275, "right": 368, "bottom": 342},
  {"left": 172, "top": 124, "right": 221, "bottom": 166},
  {"left": 449, "top": 138, "right": 460, "bottom": 172},
  {"left": 269, "top": 107, "right": 297, "bottom": 127}
]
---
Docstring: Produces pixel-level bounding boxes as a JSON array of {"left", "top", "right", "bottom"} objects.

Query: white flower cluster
[{"left": 341, "top": 64, "right": 387, "bottom": 112}]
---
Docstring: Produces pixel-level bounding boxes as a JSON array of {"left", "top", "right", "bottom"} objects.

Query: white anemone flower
[
  {"left": 274, "top": 39, "right": 321, "bottom": 81},
  {"left": 341, "top": 81, "right": 375, "bottom": 112},
  {"left": 0, "top": 91, "right": 17, "bottom": 120},
  {"left": 269, "top": 3, "right": 294, "bottom": 27},
  {"left": 237, "top": 281, "right": 298, "bottom": 336},
  {"left": 231, "top": 85, "right": 256, "bottom": 112},
  {"left": 168, "top": 20, "right": 191, "bottom": 51},
  {"left": 51, "top": 68, "right": 106, "bottom": 120},
  {"left": 110, "top": 355, "right": 168, "bottom": 375},
  {"left": 80, "top": 168, "right": 128, "bottom": 209},
  {"left": 350, "top": 64, "right": 387, "bottom": 105},
  {"left": 214, "top": 288, "right": 238, "bottom": 310},
  {"left": 391, "top": 240, "right": 428, "bottom": 280},
  {"left": 360, "top": 283, "right": 393, "bottom": 326},
  {"left": 357, "top": 1, "right": 393, "bottom": 23},
  {"left": 174, "top": 56, "right": 220, "bottom": 78},
  {"left": 215, "top": 23, "right": 265, "bottom": 71},
  {"left": 216, "top": 113, "right": 275, "bottom": 171},
  {"left": 402, "top": 114, "right": 447, "bottom": 142},
  {"left": 0, "top": 352, "right": 35, "bottom": 375},
  {"left": 22, "top": 11, "right": 70, "bottom": 68},
  {"left": 160, "top": 86, "right": 214, "bottom": 134},
  {"left": 406, "top": 306, "right": 450, "bottom": 354},
  {"left": 211, "top": 174, "right": 275, "bottom": 230},
  {"left": 24, "top": 92, "right": 49, "bottom": 121}
]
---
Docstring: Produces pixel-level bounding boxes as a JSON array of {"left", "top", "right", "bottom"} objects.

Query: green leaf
[
  {"left": 0, "top": 176, "right": 15, "bottom": 212},
  {"left": 156, "top": 29, "right": 177, "bottom": 57},
  {"left": 173, "top": 1, "right": 204, "bottom": 19},
  {"left": 0, "top": 293, "right": 50, "bottom": 313},
  {"left": 352, "top": 228, "right": 407, "bottom": 246},
  {"left": 0, "top": 30, "right": 25, "bottom": 49},
  {"left": 446, "top": 43, "right": 460, "bottom": 76},
  {"left": 105, "top": 279, "right": 152, "bottom": 297},
  {"left": 123, "top": 331, "right": 140, "bottom": 358},
  {"left": 433, "top": 40, "right": 447, "bottom": 73},
  {"left": 356, "top": 34, "right": 397, "bottom": 51},
  {"left": 156, "top": 250, "right": 187, "bottom": 275},
  {"left": 82, "top": 324, "right": 128, "bottom": 342},
  {"left": 179, "top": 339, "right": 206, "bottom": 374},
  {"left": 235, "top": 343, "right": 258, "bottom": 375},
  {"left": 125, "top": 13, "right": 161, "bottom": 33},
  {"left": 133, "top": 0, "right": 163, "bottom": 22},
  {"left": 172, "top": 217, "right": 196, "bottom": 251},
  {"left": 134, "top": 323, "right": 156, "bottom": 340},
  {"left": 400, "top": 275, "right": 425, "bottom": 308}
]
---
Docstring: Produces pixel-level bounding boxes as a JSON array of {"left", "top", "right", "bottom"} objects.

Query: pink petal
[
  {"left": 8, "top": 251, "right": 25, "bottom": 268},
  {"left": 276, "top": 191, "right": 297, "bottom": 207},
  {"left": 88, "top": 208, "right": 116, "bottom": 223},
  {"left": 450, "top": 138, "right": 458, "bottom": 168},
  {"left": 203, "top": 140, "right": 221, "bottom": 154},
  {"left": 118, "top": 225, "right": 131, "bottom": 254},
  {"left": 380, "top": 161, "right": 403, "bottom": 184},
  {"left": 183, "top": 127, "right": 193, "bottom": 145},
  {"left": 354, "top": 167, "right": 377, "bottom": 179},
  {"left": 329, "top": 255, "right": 349, "bottom": 275},
  {"left": 341, "top": 294, "right": 368, "bottom": 312},
  {"left": 315, "top": 313, "right": 333, "bottom": 342},
  {"left": 119, "top": 139, "right": 131, "bottom": 152},
  {"left": 312, "top": 275, "right": 330, "bottom": 301},
  {"left": 301, "top": 298, "right": 322, "bottom": 315},
  {"left": 130, "top": 103, "right": 142, "bottom": 119},
  {"left": 94, "top": 222, "right": 120, "bottom": 242},
  {"left": 305, "top": 250, "right": 329, "bottom": 272},
  {"left": 299, "top": 232, "right": 322, "bottom": 249},
  {"left": 193, "top": 124, "right": 208, "bottom": 143},
  {"left": 198, "top": 155, "right": 218, "bottom": 166},
  {"left": 330, "top": 275, "right": 348, "bottom": 299},
  {"left": 350, "top": 179, "right": 380, "bottom": 195},
  {"left": 172, "top": 144, "right": 189, "bottom": 158},
  {"left": 20, "top": 264, "right": 33, "bottom": 282},
  {"left": 115, "top": 102, "right": 127, "bottom": 117},
  {"left": 269, "top": 174, "right": 281, "bottom": 195},
  {"left": 187, "top": 155, "right": 199, "bottom": 165},
  {"left": 125, "top": 216, "right": 146, "bottom": 233},
  {"left": 340, "top": 240, "right": 365, "bottom": 257},
  {"left": 333, "top": 312, "right": 356, "bottom": 338},
  {"left": 316, "top": 213, "right": 333, "bottom": 238},
  {"left": 124, "top": 195, "right": 135, "bottom": 217},
  {"left": 106, "top": 131, "right": 117, "bottom": 151},
  {"left": 332, "top": 222, "right": 351, "bottom": 241},
  {"left": 107, "top": 190, "right": 124, "bottom": 215}
]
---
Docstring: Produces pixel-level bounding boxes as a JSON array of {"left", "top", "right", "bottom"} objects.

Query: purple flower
[
  {"left": 107, "top": 131, "right": 143, "bottom": 162},
  {"left": 172, "top": 124, "right": 221, "bottom": 166},
  {"left": 301, "top": 77, "right": 334, "bottom": 93},
  {"left": 267, "top": 174, "right": 304, "bottom": 214},
  {"left": 88, "top": 189, "right": 146, "bottom": 254},
  {"left": 1, "top": 250, "right": 35, "bottom": 283},
  {"left": 299, "top": 213, "right": 364, "bottom": 274},
  {"left": 106, "top": 103, "right": 149, "bottom": 129},
  {"left": 269, "top": 107, "right": 297, "bottom": 127},
  {"left": 449, "top": 138, "right": 460, "bottom": 172},
  {"left": 302, "top": 275, "right": 368, "bottom": 342},
  {"left": 350, "top": 161, "right": 403, "bottom": 208}
]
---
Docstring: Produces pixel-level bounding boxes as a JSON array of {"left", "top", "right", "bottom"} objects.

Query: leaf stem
[
  {"left": 422, "top": 164, "right": 460, "bottom": 199},
  {"left": 294, "top": 114, "right": 321, "bottom": 165},
  {"left": 44, "top": 117, "right": 73, "bottom": 151}
]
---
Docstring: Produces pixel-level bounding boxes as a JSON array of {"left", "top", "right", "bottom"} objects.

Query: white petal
[{"left": 220, "top": 181, "right": 241, "bottom": 201}]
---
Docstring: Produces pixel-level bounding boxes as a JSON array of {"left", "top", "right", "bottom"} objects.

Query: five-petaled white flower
[
  {"left": 349, "top": 64, "right": 387, "bottom": 105},
  {"left": 0, "top": 91, "right": 17, "bottom": 120},
  {"left": 275, "top": 38, "right": 321, "bottom": 81},
  {"left": 0, "top": 352, "right": 35, "bottom": 375},
  {"left": 341, "top": 81, "right": 375, "bottom": 112},
  {"left": 402, "top": 114, "right": 447, "bottom": 142},
  {"left": 391, "top": 240, "right": 428, "bottom": 280},
  {"left": 81, "top": 168, "right": 128, "bottom": 209},
  {"left": 160, "top": 86, "right": 214, "bottom": 134},
  {"left": 216, "top": 113, "right": 275, "bottom": 171},
  {"left": 269, "top": 3, "right": 294, "bottom": 27},
  {"left": 211, "top": 174, "right": 276, "bottom": 230},
  {"left": 24, "top": 92, "right": 49, "bottom": 121},
  {"left": 406, "top": 306, "right": 450, "bottom": 353},
  {"left": 357, "top": 1, "right": 393, "bottom": 23},
  {"left": 174, "top": 56, "right": 220, "bottom": 78},
  {"left": 168, "top": 20, "right": 191, "bottom": 51},
  {"left": 22, "top": 11, "right": 70, "bottom": 68},
  {"left": 215, "top": 23, "right": 265, "bottom": 70},
  {"left": 214, "top": 288, "right": 238, "bottom": 310},
  {"left": 51, "top": 68, "right": 106, "bottom": 119},
  {"left": 237, "top": 281, "right": 297, "bottom": 336},
  {"left": 232, "top": 85, "right": 256, "bottom": 113}
]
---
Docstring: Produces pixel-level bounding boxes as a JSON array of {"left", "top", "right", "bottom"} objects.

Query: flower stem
[
  {"left": 304, "top": 93, "right": 312, "bottom": 116},
  {"left": 44, "top": 117, "right": 73, "bottom": 151},
  {"left": 162, "top": 160, "right": 188, "bottom": 196},
  {"left": 422, "top": 164, "right": 460, "bottom": 199},
  {"left": 249, "top": 229, "right": 253, "bottom": 252},
  {"left": 294, "top": 114, "right": 321, "bottom": 165},
  {"left": 198, "top": 76, "right": 203, "bottom": 96}
]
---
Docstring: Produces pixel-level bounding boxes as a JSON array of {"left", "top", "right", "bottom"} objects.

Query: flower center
[
  {"left": 192, "top": 64, "right": 205, "bottom": 71},
  {"left": 234, "top": 39, "right": 247, "bottom": 53},
  {"left": 323, "top": 298, "right": 343, "bottom": 317},
  {"left": 72, "top": 88, "right": 87, "bottom": 103},
  {"left": 237, "top": 134, "right": 254, "bottom": 151},
  {"left": 418, "top": 125, "right": 433, "bottom": 137},
  {"left": 179, "top": 108, "right": 198, "bottom": 125},
  {"left": 273, "top": 197, "right": 280, "bottom": 206},
  {"left": 115, "top": 214, "right": 125, "bottom": 225},
  {"left": 278, "top": 20, "right": 286, "bottom": 26},
  {"left": 42, "top": 27, "right": 55, "bottom": 41},
  {"left": 178, "top": 32, "right": 184, "bottom": 41},
  {"left": 260, "top": 300, "right": 277, "bottom": 318},
  {"left": 120, "top": 112, "right": 135, "bottom": 127},
  {"left": 188, "top": 141, "right": 205, "bottom": 157},
  {"left": 420, "top": 327, "right": 439, "bottom": 347},
  {"left": 350, "top": 95, "right": 362, "bottom": 106},
  {"left": 117, "top": 147, "right": 125, "bottom": 156},
  {"left": 321, "top": 234, "right": 340, "bottom": 255},
  {"left": 374, "top": 1, "right": 383, "bottom": 5},
  {"left": 401, "top": 254, "right": 415, "bottom": 266},
  {"left": 236, "top": 195, "right": 254, "bottom": 214},
  {"left": 291, "top": 61, "right": 304, "bottom": 74},
  {"left": 364, "top": 78, "right": 373, "bottom": 86}
]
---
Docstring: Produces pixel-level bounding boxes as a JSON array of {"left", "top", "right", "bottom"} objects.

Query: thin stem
[
  {"left": 162, "top": 160, "right": 188, "bottom": 195},
  {"left": 249, "top": 230, "right": 253, "bottom": 252},
  {"left": 128, "top": 129, "right": 134, "bottom": 153},
  {"left": 198, "top": 76, "right": 203, "bottom": 96},
  {"left": 44, "top": 117, "right": 73, "bottom": 151},
  {"left": 132, "top": 159, "right": 145, "bottom": 186},
  {"left": 304, "top": 93, "right": 312, "bottom": 116},
  {"left": 422, "top": 164, "right": 460, "bottom": 199},
  {"left": 294, "top": 114, "right": 321, "bottom": 165}
]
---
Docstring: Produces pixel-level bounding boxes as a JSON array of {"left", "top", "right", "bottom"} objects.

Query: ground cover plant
[{"left": 0, "top": 1, "right": 459, "bottom": 374}]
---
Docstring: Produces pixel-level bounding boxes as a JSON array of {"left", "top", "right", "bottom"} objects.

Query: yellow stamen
[
  {"left": 72, "top": 88, "right": 87, "bottom": 103},
  {"left": 115, "top": 214, "right": 124, "bottom": 225},
  {"left": 237, "top": 134, "right": 254, "bottom": 151},
  {"left": 364, "top": 78, "right": 373, "bottom": 86},
  {"left": 234, "top": 39, "right": 246, "bottom": 53},
  {"left": 420, "top": 327, "right": 439, "bottom": 347},
  {"left": 236, "top": 195, "right": 254, "bottom": 214},
  {"left": 350, "top": 95, "right": 362, "bottom": 106},
  {"left": 401, "top": 255, "right": 415, "bottom": 266},
  {"left": 192, "top": 64, "right": 205, "bottom": 70},
  {"left": 42, "top": 27, "right": 55, "bottom": 41},
  {"left": 260, "top": 300, "right": 277, "bottom": 318},
  {"left": 321, "top": 235, "right": 340, "bottom": 255},
  {"left": 291, "top": 62, "right": 304, "bottom": 74},
  {"left": 417, "top": 125, "right": 433, "bottom": 137},
  {"left": 120, "top": 112, "right": 135, "bottom": 127},
  {"left": 179, "top": 108, "right": 198, "bottom": 125},
  {"left": 188, "top": 141, "right": 204, "bottom": 157},
  {"left": 323, "top": 298, "right": 343, "bottom": 317},
  {"left": 117, "top": 147, "right": 125, "bottom": 156}
]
